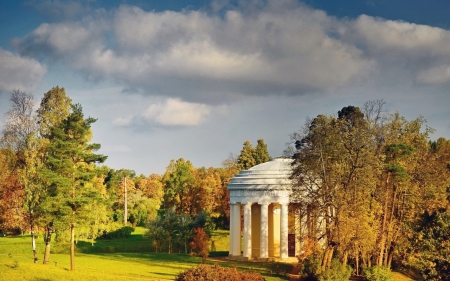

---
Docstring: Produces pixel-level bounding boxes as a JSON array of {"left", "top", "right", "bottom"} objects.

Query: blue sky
[{"left": 1, "top": 0, "right": 450, "bottom": 175}]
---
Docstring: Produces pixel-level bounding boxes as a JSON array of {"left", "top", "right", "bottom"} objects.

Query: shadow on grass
[{"left": 74, "top": 239, "right": 154, "bottom": 254}]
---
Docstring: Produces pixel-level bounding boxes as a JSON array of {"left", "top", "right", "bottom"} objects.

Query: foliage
[
  {"left": 254, "top": 139, "right": 271, "bottom": 165},
  {"left": 100, "top": 226, "right": 134, "bottom": 239},
  {"left": 288, "top": 100, "right": 449, "bottom": 272},
  {"left": 39, "top": 103, "right": 107, "bottom": 270},
  {"left": 237, "top": 140, "right": 256, "bottom": 170},
  {"left": 406, "top": 209, "right": 450, "bottom": 281},
  {"left": 363, "top": 266, "right": 394, "bottom": 281},
  {"left": 318, "top": 259, "right": 352, "bottom": 281},
  {"left": 36, "top": 86, "right": 72, "bottom": 138},
  {"left": 174, "top": 264, "right": 265, "bottom": 281},
  {"left": 300, "top": 254, "right": 322, "bottom": 280},
  {"left": 236, "top": 139, "right": 271, "bottom": 171},
  {"left": 189, "top": 227, "right": 210, "bottom": 262}
]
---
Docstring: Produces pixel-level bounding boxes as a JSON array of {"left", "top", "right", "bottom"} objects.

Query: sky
[{"left": 1, "top": 0, "right": 450, "bottom": 175}]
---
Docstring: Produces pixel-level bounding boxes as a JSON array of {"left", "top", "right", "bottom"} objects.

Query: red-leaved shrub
[{"left": 174, "top": 264, "right": 265, "bottom": 281}]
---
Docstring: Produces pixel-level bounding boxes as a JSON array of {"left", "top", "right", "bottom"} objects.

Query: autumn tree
[
  {"left": 36, "top": 86, "right": 72, "bottom": 138},
  {"left": 163, "top": 158, "right": 196, "bottom": 214},
  {"left": 104, "top": 168, "right": 136, "bottom": 224},
  {"left": 0, "top": 90, "right": 45, "bottom": 263},
  {"left": 288, "top": 101, "right": 447, "bottom": 275},
  {"left": 190, "top": 227, "right": 210, "bottom": 263}
]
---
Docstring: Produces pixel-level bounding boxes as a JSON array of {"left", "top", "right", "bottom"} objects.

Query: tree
[
  {"left": 37, "top": 86, "right": 72, "bottom": 138},
  {"left": 408, "top": 209, "right": 450, "bottom": 281},
  {"left": 0, "top": 90, "right": 44, "bottom": 263},
  {"left": 189, "top": 227, "right": 210, "bottom": 263},
  {"left": 288, "top": 102, "right": 439, "bottom": 273},
  {"left": 40, "top": 103, "right": 107, "bottom": 270},
  {"left": 36, "top": 86, "right": 72, "bottom": 264},
  {"left": 163, "top": 159, "right": 195, "bottom": 214},
  {"left": 254, "top": 139, "right": 271, "bottom": 165},
  {"left": 236, "top": 139, "right": 270, "bottom": 171},
  {"left": 237, "top": 140, "right": 256, "bottom": 170}
]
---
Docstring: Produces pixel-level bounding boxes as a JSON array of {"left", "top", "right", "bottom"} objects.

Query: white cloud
[
  {"left": 0, "top": 48, "right": 46, "bottom": 93},
  {"left": 349, "top": 15, "right": 450, "bottom": 55},
  {"left": 13, "top": 1, "right": 374, "bottom": 102},
  {"left": 12, "top": 0, "right": 450, "bottom": 102},
  {"left": 113, "top": 115, "right": 134, "bottom": 127},
  {"left": 143, "top": 98, "right": 212, "bottom": 126},
  {"left": 417, "top": 65, "right": 450, "bottom": 84}
]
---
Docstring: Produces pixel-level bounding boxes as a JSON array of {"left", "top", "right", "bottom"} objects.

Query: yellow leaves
[{"left": 137, "top": 173, "right": 164, "bottom": 199}]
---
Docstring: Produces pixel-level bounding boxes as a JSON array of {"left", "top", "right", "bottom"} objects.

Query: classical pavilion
[{"left": 227, "top": 157, "right": 302, "bottom": 261}]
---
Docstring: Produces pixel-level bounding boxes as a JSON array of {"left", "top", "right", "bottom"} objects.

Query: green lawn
[
  {"left": 0, "top": 228, "right": 419, "bottom": 281},
  {"left": 0, "top": 229, "right": 289, "bottom": 281}
]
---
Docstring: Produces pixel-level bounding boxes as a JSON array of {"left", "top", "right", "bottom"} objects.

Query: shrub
[
  {"left": 363, "top": 265, "right": 393, "bottom": 281},
  {"left": 318, "top": 259, "right": 352, "bottom": 281},
  {"left": 299, "top": 254, "right": 322, "bottom": 281},
  {"left": 100, "top": 226, "right": 134, "bottom": 239},
  {"left": 174, "top": 264, "right": 265, "bottom": 281}
]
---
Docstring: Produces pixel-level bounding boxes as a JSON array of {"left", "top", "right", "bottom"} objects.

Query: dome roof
[{"left": 228, "top": 158, "right": 293, "bottom": 190}]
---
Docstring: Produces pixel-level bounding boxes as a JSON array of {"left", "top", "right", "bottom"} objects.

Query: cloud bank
[
  {"left": 10, "top": 0, "right": 450, "bottom": 121},
  {"left": 0, "top": 48, "right": 46, "bottom": 93}
]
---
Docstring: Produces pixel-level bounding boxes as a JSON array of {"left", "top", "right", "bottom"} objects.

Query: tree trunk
[
  {"left": 355, "top": 246, "right": 359, "bottom": 276},
  {"left": 378, "top": 172, "right": 391, "bottom": 266},
  {"left": 321, "top": 246, "right": 334, "bottom": 271},
  {"left": 31, "top": 226, "right": 38, "bottom": 263},
  {"left": 342, "top": 251, "right": 348, "bottom": 266},
  {"left": 70, "top": 221, "right": 75, "bottom": 271},
  {"left": 43, "top": 222, "right": 53, "bottom": 264}
]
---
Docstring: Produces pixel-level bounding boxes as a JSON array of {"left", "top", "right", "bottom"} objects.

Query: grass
[
  {"left": 0, "top": 228, "right": 289, "bottom": 281},
  {"left": 391, "top": 272, "right": 417, "bottom": 281},
  {"left": 0, "top": 228, "right": 420, "bottom": 281}
]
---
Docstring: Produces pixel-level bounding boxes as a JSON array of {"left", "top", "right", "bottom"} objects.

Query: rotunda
[{"left": 227, "top": 157, "right": 300, "bottom": 260}]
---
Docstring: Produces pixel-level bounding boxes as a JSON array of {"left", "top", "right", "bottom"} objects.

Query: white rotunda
[{"left": 227, "top": 157, "right": 301, "bottom": 261}]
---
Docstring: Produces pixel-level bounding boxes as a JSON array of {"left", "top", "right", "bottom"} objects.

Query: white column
[
  {"left": 232, "top": 202, "right": 241, "bottom": 256},
  {"left": 260, "top": 203, "right": 269, "bottom": 258},
  {"left": 243, "top": 202, "right": 252, "bottom": 258},
  {"left": 229, "top": 203, "right": 235, "bottom": 255},
  {"left": 280, "top": 203, "right": 289, "bottom": 258}
]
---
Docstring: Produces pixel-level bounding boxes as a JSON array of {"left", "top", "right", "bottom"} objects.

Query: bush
[
  {"left": 174, "top": 264, "right": 265, "bottom": 281},
  {"left": 363, "top": 266, "right": 393, "bottom": 281},
  {"left": 100, "top": 226, "right": 134, "bottom": 239},
  {"left": 299, "top": 254, "right": 322, "bottom": 281},
  {"left": 318, "top": 259, "right": 352, "bottom": 281}
]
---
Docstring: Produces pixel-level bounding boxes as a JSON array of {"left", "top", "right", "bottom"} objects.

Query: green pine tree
[
  {"left": 237, "top": 140, "right": 256, "bottom": 170},
  {"left": 40, "top": 103, "right": 107, "bottom": 270},
  {"left": 254, "top": 139, "right": 271, "bottom": 165}
]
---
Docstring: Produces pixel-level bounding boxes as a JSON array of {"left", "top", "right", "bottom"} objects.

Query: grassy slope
[
  {"left": 0, "top": 228, "right": 419, "bottom": 281},
  {"left": 0, "top": 228, "right": 286, "bottom": 281}
]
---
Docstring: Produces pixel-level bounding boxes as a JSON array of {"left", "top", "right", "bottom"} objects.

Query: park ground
[{"left": 0, "top": 228, "right": 417, "bottom": 281}]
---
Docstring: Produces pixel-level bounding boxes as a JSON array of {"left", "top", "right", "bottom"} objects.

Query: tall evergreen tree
[
  {"left": 254, "top": 139, "right": 271, "bottom": 165},
  {"left": 40, "top": 104, "right": 107, "bottom": 270},
  {"left": 236, "top": 140, "right": 256, "bottom": 170}
]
